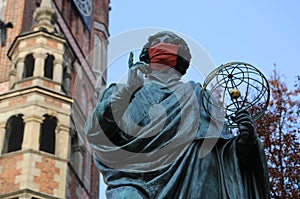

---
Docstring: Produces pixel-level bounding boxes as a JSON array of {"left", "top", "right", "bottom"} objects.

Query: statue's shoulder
[
  {"left": 99, "top": 83, "right": 125, "bottom": 101},
  {"left": 104, "top": 83, "right": 126, "bottom": 92},
  {"left": 186, "top": 81, "right": 203, "bottom": 92},
  {"left": 186, "top": 80, "right": 202, "bottom": 87}
]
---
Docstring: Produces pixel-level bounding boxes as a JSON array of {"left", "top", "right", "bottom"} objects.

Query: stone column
[
  {"left": 53, "top": 59, "right": 63, "bottom": 83},
  {"left": 56, "top": 124, "right": 70, "bottom": 160},
  {"left": 33, "top": 53, "right": 46, "bottom": 77},
  {"left": 63, "top": 66, "right": 71, "bottom": 95},
  {"left": 22, "top": 115, "right": 44, "bottom": 151},
  {"left": 8, "top": 69, "right": 16, "bottom": 89},
  {"left": 0, "top": 122, "right": 6, "bottom": 155},
  {"left": 16, "top": 58, "right": 25, "bottom": 81}
]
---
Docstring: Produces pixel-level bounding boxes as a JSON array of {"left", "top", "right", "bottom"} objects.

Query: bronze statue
[{"left": 85, "top": 31, "right": 270, "bottom": 198}]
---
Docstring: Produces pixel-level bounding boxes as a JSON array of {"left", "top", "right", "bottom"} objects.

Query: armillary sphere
[{"left": 202, "top": 62, "right": 270, "bottom": 128}]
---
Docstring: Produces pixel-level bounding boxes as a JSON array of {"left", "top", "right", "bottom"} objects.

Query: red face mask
[{"left": 148, "top": 42, "right": 179, "bottom": 70}]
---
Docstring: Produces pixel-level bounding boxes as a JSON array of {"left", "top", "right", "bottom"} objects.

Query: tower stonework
[{"left": 0, "top": 0, "right": 110, "bottom": 198}]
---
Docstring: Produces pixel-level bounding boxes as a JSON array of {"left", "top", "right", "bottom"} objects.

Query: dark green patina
[{"left": 84, "top": 31, "right": 270, "bottom": 199}]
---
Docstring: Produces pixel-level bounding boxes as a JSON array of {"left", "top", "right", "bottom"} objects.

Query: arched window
[
  {"left": 44, "top": 54, "right": 54, "bottom": 79},
  {"left": 23, "top": 54, "right": 35, "bottom": 78},
  {"left": 39, "top": 115, "right": 57, "bottom": 154},
  {"left": 2, "top": 114, "right": 25, "bottom": 154}
]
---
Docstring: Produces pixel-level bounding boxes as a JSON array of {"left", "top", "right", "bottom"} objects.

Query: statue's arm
[
  {"left": 234, "top": 109, "right": 259, "bottom": 167},
  {"left": 104, "top": 84, "right": 136, "bottom": 123},
  {"left": 107, "top": 52, "right": 150, "bottom": 122},
  {"left": 84, "top": 85, "right": 117, "bottom": 142},
  {"left": 85, "top": 52, "right": 150, "bottom": 142},
  {"left": 84, "top": 83, "right": 136, "bottom": 149}
]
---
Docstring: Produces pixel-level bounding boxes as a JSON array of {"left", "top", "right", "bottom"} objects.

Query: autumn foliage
[{"left": 255, "top": 70, "right": 300, "bottom": 198}]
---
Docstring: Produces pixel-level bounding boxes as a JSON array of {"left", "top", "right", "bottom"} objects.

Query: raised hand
[
  {"left": 127, "top": 52, "right": 151, "bottom": 92},
  {"left": 234, "top": 109, "right": 257, "bottom": 144}
]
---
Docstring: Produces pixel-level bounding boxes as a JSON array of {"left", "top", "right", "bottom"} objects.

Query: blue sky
[
  {"left": 106, "top": 0, "right": 300, "bottom": 88},
  {"left": 100, "top": 1, "right": 300, "bottom": 198}
]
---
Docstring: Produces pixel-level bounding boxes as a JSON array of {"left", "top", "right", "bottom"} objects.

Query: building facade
[{"left": 0, "top": 0, "right": 110, "bottom": 198}]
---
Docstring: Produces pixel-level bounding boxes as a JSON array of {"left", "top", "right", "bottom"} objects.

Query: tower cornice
[
  {"left": 0, "top": 85, "right": 73, "bottom": 104},
  {"left": 7, "top": 30, "right": 66, "bottom": 60}
]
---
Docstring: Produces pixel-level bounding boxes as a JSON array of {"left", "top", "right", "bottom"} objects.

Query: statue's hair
[{"left": 139, "top": 31, "right": 192, "bottom": 75}]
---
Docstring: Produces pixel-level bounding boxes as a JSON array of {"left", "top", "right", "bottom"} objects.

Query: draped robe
[{"left": 85, "top": 71, "right": 270, "bottom": 199}]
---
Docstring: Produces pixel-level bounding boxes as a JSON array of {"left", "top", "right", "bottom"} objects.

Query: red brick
[
  {"left": 19, "top": 79, "right": 33, "bottom": 88},
  {"left": 0, "top": 82, "right": 9, "bottom": 94},
  {"left": 0, "top": 0, "right": 110, "bottom": 198},
  {"left": 44, "top": 97, "right": 62, "bottom": 108},
  {"left": 0, "top": 0, "right": 26, "bottom": 83},
  {"left": 34, "top": 156, "right": 59, "bottom": 195},
  {"left": 43, "top": 80, "right": 55, "bottom": 89},
  {"left": 46, "top": 39, "right": 58, "bottom": 48},
  {"left": 8, "top": 96, "right": 27, "bottom": 106},
  {"left": 0, "top": 154, "right": 23, "bottom": 194}
]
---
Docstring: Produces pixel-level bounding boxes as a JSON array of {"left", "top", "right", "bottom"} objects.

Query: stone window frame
[
  {"left": 1, "top": 114, "right": 25, "bottom": 154},
  {"left": 39, "top": 114, "right": 57, "bottom": 154}
]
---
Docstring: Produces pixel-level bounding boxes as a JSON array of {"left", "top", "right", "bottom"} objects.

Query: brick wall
[
  {"left": 94, "top": 0, "right": 110, "bottom": 29},
  {"left": 90, "top": 159, "right": 100, "bottom": 199},
  {"left": 0, "top": 151, "right": 68, "bottom": 198},
  {"left": 0, "top": 154, "right": 23, "bottom": 194},
  {"left": 55, "top": 0, "right": 91, "bottom": 57},
  {"left": 0, "top": 82, "right": 9, "bottom": 94},
  {"left": 67, "top": 166, "right": 90, "bottom": 199},
  {"left": 0, "top": 0, "right": 26, "bottom": 83},
  {"left": 0, "top": 0, "right": 110, "bottom": 198},
  {"left": 34, "top": 156, "right": 60, "bottom": 195},
  {"left": 22, "top": 0, "right": 39, "bottom": 33}
]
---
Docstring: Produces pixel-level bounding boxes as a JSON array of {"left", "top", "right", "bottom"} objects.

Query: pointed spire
[{"left": 33, "top": 0, "right": 57, "bottom": 32}]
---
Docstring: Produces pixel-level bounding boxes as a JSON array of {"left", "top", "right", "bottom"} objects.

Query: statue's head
[{"left": 139, "top": 31, "right": 192, "bottom": 75}]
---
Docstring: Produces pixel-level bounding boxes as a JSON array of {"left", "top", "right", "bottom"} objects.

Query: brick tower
[{"left": 0, "top": 0, "right": 110, "bottom": 198}]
